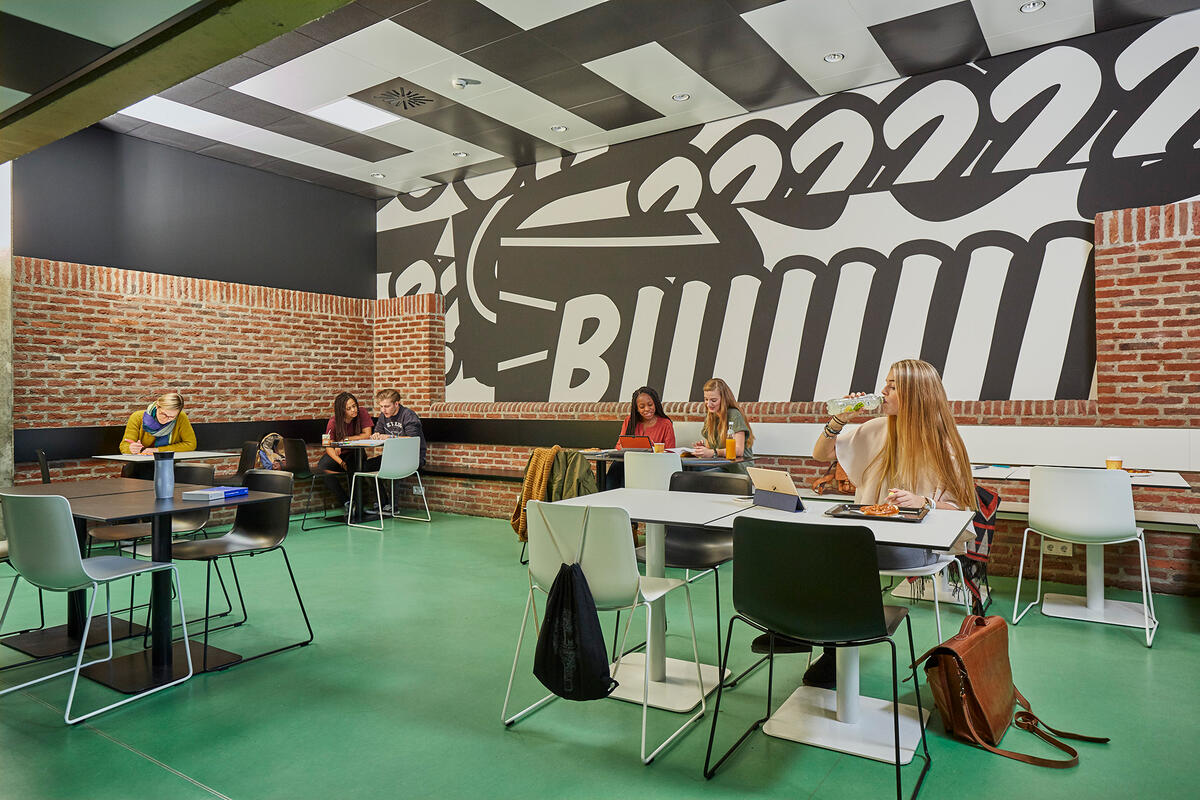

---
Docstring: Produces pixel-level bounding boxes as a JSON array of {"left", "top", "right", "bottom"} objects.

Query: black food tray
[{"left": 824, "top": 503, "right": 929, "bottom": 523}]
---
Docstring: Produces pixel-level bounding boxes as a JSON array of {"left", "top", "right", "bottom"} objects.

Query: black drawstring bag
[{"left": 532, "top": 506, "right": 619, "bottom": 701}]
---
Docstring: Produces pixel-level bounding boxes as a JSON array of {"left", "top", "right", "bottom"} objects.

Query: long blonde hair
[
  {"left": 866, "top": 360, "right": 975, "bottom": 510},
  {"left": 701, "top": 378, "right": 755, "bottom": 448}
]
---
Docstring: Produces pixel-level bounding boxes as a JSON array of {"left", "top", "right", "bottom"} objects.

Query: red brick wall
[
  {"left": 374, "top": 294, "right": 444, "bottom": 409},
  {"left": 10, "top": 257, "right": 374, "bottom": 515}
]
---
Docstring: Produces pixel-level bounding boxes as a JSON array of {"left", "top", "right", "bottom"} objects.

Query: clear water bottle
[{"left": 825, "top": 393, "right": 884, "bottom": 416}]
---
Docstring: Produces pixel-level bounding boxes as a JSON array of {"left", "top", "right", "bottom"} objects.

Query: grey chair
[
  {"left": 170, "top": 469, "right": 312, "bottom": 671},
  {"left": 0, "top": 492, "right": 193, "bottom": 724}
]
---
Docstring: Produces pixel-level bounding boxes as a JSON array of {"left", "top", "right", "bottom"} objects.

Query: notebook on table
[{"left": 616, "top": 435, "right": 654, "bottom": 450}]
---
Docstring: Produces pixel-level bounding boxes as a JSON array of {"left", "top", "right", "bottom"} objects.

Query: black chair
[
  {"left": 121, "top": 460, "right": 154, "bottom": 480},
  {"left": 235, "top": 441, "right": 259, "bottom": 480},
  {"left": 703, "top": 519, "right": 931, "bottom": 800},
  {"left": 170, "top": 469, "right": 312, "bottom": 672},
  {"left": 284, "top": 438, "right": 342, "bottom": 531},
  {"left": 90, "top": 463, "right": 216, "bottom": 555},
  {"left": 613, "top": 471, "right": 766, "bottom": 684},
  {"left": 35, "top": 449, "right": 51, "bottom": 484}
]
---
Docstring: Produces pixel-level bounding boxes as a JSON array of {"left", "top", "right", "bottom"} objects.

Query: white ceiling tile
[
  {"left": 308, "top": 97, "right": 403, "bottom": 131},
  {"left": 402, "top": 54, "right": 515, "bottom": 102},
  {"left": 329, "top": 20, "right": 453, "bottom": 75},
  {"left": 365, "top": 115, "right": 464, "bottom": 151},
  {"left": 477, "top": 0, "right": 606, "bottom": 29},
  {"left": 121, "top": 96, "right": 246, "bottom": 141},
  {"left": 466, "top": 86, "right": 603, "bottom": 137},
  {"left": 982, "top": 15, "right": 1097, "bottom": 57},
  {"left": 584, "top": 42, "right": 744, "bottom": 117},
  {"left": 846, "top": 0, "right": 958, "bottom": 26},
  {"left": 744, "top": 0, "right": 900, "bottom": 96},
  {"left": 505, "top": 108, "right": 604, "bottom": 140},
  {"left": 230, "top": 46, "right": 394, "bottom": 113},
  {"left": 971, "top": 0, "right": 1094, "bottom": 38}
]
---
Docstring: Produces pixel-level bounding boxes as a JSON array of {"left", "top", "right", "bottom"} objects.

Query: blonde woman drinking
[
  {"left": 119, "top": 392, "right": 197, "bottom": 454},
  {"left": 807, "top": 358, "right": 976, "bottom": 688}
]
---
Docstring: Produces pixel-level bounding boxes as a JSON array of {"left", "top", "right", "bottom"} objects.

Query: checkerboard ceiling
[{"left": 85, "top": 0, "right": 1200, "bottom": 199}]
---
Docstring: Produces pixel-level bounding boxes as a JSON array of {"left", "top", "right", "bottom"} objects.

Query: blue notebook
[{"left": 182, "top": 486, "right": 250, "bottom": 501}]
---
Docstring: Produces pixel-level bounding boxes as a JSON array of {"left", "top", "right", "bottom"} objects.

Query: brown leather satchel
[
  {"left": 811, "top": 461, "right": 855, "bottom": 495},
  {"left": 914, "top": 615, "right": 1108, "bottom": 768}
]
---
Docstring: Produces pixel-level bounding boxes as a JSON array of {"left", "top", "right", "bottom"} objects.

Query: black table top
[
  {"left": 56, "top": 485, "right": 291, "bottom": 523},
  {"left": 1, "top": 477, "right": 156, "bottom": 499}
]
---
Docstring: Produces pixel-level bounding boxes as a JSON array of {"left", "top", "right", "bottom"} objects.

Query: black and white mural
[{"left": 377, "top": 15, "right": 1200, "bottom": 403}]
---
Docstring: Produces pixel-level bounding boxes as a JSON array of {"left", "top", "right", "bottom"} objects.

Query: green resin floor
[{"left": 0, "top": 512, "right": 1195, "bottom": 799}]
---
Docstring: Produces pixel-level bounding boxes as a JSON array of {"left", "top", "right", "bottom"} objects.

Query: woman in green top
[{"left": 691, "top": 377, "right": 754, "bottom": 472}]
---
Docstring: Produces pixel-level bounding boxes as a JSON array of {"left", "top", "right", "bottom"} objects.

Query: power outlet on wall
[
  {"left": 1042, "top": 541, "right": 1073, "bottom": 557},
  {"left": 412, "top": 486, "right": 425, "bottom": 495}
]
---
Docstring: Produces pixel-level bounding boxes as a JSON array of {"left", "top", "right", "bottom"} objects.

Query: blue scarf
[{"left": 142, "top": 405, "right": 178, "bottom": 448}]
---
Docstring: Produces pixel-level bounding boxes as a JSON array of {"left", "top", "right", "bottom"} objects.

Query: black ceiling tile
[
  {"left": 423, "top": 165, "right": 475, "bottom": 184},
  {"left": 265, "top": 113, "right": 357, "bottom": 146},
  {"left": 0, "top": 11, "right": 110, "bottom": 94},
  {"left": 700, "top": 53, "right": 817, "bottom": 109},
  {"left": 1093, "top": 0, "right": 1200, "bottom": 30},
  {"left": 158, "top": 76, "right": 224, "bottom": 104},
  {"left": 466, "top": 126, "right": 556, "bottom": 162},
  {"left": 299, "top": 2, "right": 385, "bottom": 43},
  {"left": 465, "top": 32, "right": 576, "bottom": 83},
  {"left": 529, "top": 4, "right": 649, "bottom": 63},
  {"left": 195, "top": 142, "right": 276, "bottom": 168},
  {"left": 662, "top": 17, "right": 782, "bottom": 74},
  {"left": 569, "top": 93, "right": 663, "bottom": 130},
  {"left": 192, "top": 90, "right": 293, "bottom": 127},
  {"left": 128, "top": 122, "right": 216, "bottom": 152},
  {"left": 411, "top": 103, "right": 506, "bottom": 137},
  {"left": 356, "top": 0, "right": 428, "bottom": 19},
  {"left": 96, "top": 114, "right": 146, "bottom": 135},
  {"left": 609, "top": 0, "right": 738, "bottom": 42},
  {"left": 726, "top": 0, "right": 788, "bottom": 11},
  {"left": 869, "top": 1, "right": 990, "bottom": 77},
  {"left": 324, "top": 134, "right": 412, "bottom": 162},
  {"left": 197, "top": 56, "right": 273, "bottom": 88},
  {"left": 392, "top": 0, "right": 521, "bottom": 53},
  {"left": 258, "top": 158, "right": 344, "bottom": 185},
  {"left": 523, "top": 66, "right": 624, "bottom": 110},
  {"left": 243, "top": 30, "right": 324, "bottom": 67}
]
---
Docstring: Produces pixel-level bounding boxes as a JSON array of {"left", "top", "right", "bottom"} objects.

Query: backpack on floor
[{"left": 531, "top": 505, "right": 618, "bottom": 702}]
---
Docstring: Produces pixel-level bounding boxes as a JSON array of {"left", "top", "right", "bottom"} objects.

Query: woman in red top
[
  {"left": 317, "top": 391, "right": 375, "bottom": 511},
  {"left": 618, "top": 386, "right": 675, "bottom": 448}
]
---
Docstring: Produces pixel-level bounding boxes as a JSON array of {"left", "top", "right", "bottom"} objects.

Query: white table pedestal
[
  {"left": 1042, "top": 544, "right": 1155, "bottom": 630},
  {"left": 620, "top": 522, "right": 727, "bottom": 711},
  {"left": 763, "top": 648, "right": 927, "bottom": 763}
]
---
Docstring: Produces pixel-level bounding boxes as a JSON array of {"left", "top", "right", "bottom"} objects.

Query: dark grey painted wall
[{"left": 12, "top": 126, "right": 376, "bottom": 297}]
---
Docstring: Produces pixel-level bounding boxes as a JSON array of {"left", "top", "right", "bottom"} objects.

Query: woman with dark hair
[
  {"left": 617, "top": 386, "right": 675, "bottom": 448},
  {"left": 317, "top": 392, "right": 375, "bottom": 512}
]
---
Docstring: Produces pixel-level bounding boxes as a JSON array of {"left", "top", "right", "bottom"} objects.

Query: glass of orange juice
[
  {"left": 1105, "top": 456, "right": 1122, "bottom": 470},
  {"left": 653, "top": 442, "right": 665, "bottom": 453}
]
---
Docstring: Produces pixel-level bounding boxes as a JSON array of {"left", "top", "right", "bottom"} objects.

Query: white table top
[
  {"left": 554, "top": 488, "right": 973, "bottom": 550},
  {"left": 94, "top": 450, "right": 237, "bottom": 463},
  {"left": 332, "top": 439, "right": 386, "bottom": 448},
  {"left": 1002, "top": 465, "right": 1190, "bottom": 488}
]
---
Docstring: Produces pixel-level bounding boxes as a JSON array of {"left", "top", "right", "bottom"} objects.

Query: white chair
[
  {"left": 623, "top": 451, "right": 682, "bottom": 491},
  {"left": 1012, "top": 467, "right": 1157, "bottom": 647},
  {"left": 348, "top": 437, "right": 430, "bottom": 530},
  {"left": 881, "top": 554, "right": 969, "bottom": 641},
  {"left": 0, "top": 492, "right": 193, "bottom": 724},
  {"left": 501, "top": 500, "right": 706, "bottom": 764}
]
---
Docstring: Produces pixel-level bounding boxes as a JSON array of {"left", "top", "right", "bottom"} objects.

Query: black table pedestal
[{"left": 81, "top": 639, "right": 242, "bottom": 693}]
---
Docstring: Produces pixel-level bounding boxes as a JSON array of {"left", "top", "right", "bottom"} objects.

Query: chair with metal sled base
[
  {"left": 0, "top": 492, "right": 193, "bottom": 724},
  {"left": 502, "top": 500, "right": 707, "bottom": 764},
  {"left": 170, "top": 469, "right": 313, "bottom": 672},
  {"left": 348, "top": 437, "right": 430, "bottom": 530}
]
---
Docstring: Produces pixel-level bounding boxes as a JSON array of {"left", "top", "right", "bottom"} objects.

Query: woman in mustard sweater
[{"left": 119, "top": 392, "right": 197, "bottom": 454}]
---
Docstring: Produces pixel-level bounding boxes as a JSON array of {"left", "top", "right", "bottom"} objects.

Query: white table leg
[
  {"left": 1042, "top": 543, "right": 1155, "bottom": 629},
  {"left": 607, "top": 521, "right": 726, "bottom": 712},
  {"left": 763, "top": 646, "right": 928, "bottom": 763}
]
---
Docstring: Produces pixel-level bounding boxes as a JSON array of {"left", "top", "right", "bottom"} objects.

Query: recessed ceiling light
[
  {"left": 451, "top": 151, "right": 469, "bottom": 158},
  {"left": 823, "top": 52, "right": 845, "bottom": 63},
  {"left": 1019, "top": 1, "right": 1045, "bottom": 12},
  {"left": 549, "top": 124, "right": 568, "bottom": 133},
  {"left": 307, "top": 97, "right": 400, "bottom": 132},
  {"left": 370, "top": 172, "right": 386, "bottom": 179},
  {"left": 671, "top": 92, "right": 690, "bottom": 102}
]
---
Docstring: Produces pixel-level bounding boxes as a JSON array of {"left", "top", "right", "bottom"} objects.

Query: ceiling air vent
[{"left": 374, "top": 87, "right": 433, "bottom": 111}]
